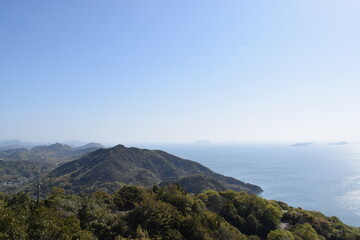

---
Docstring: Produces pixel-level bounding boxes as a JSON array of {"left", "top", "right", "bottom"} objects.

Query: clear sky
[{"left": 1, "top": 0, "right": 360, "bottom": 144}]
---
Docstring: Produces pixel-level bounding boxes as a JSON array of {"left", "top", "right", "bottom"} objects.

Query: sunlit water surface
[{"left": 133, "top": 143, "right": 360, "bottom": 227}]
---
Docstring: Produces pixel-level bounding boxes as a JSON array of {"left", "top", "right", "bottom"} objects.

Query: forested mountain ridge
[
  {"left": 0, "top": 185, "right": 358, "bottom": 240},
  {"left": 0, "top": 160, "right": 54, "bottom": 193},
  {"left": 0, "top": 142, "right": 104, "bottom": 164},
  {"left": 42, "top": 144, "right": 262, "bottom": 194}
]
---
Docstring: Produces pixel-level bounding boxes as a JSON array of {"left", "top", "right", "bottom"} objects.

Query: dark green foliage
[
  {"left": 0, "top": 193, "right": 94, "bottom": 240},
  {"left": 127, "top": 200, "right": 182, "bottom": 239},
  {"left": 27, "top": 206, "right": 93, "bottom": 240},
  {"left": 8, "top": 191, "right": 31, "bottom": 212},
  {"left": 281, "top": 203, "right": 360, "bottom": 240},
  {"left": 113, "top": 186, "right": 146, "bottom": 210},
  {"left": 157, "top": 184, "right": 194, "bottom": 214},
  {"left": 0, "top": 202, "right": 27, "bottom": 239},
  {"left": 77, "top": 192, "right": 119, "bottom": 239},
  {"left": 160, "top": 175, "right": 228, "bottom": 193},
  {"left": 198, "top": 190, "right": 283, "bottom": 237},
  {"left": 292, "top": 223, "right": 319, "bottom": 240},
  {"left": 267, "top": 229, "right": 295, "bottom": 240},
  {"left": 0, "top": 185, "right": 358, "bottom": 240}
]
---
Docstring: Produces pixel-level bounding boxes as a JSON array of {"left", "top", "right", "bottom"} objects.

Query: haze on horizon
[{"left": 1, "top": 0, "right": 360, "bottom": 144}]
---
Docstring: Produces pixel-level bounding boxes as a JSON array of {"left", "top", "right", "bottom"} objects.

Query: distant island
[
  {"left": 328, "top": 141, "right": 348, "bottom": 145},
  {"left": 193, "top": 140, "right": 212, "bottom": 144},
  {"left": 290, "top": 142, "right": 315, "bottom": 147}
]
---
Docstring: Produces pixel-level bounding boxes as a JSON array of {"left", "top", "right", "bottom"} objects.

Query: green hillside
[
  {"left": 0, "top": 160, "right": 54, "bottom": 193},
  {"left": 0, "top": 143, "right": 103, "bottom": 194},
  {"left": 41, "top": 145, "right": 261, "bottom": 195},
  {"left": 0, "top": 185, "right": 358, "bottom": 240}
]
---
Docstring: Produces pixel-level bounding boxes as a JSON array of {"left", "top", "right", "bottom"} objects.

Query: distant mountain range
[
  {"left": 0, "top": 142, "right": 261, "bottom": 196},
  {"left": 0, "top": 142, "right": 104, "bottom": 193},
  {"left": 0, "top": 142, "right": 104, "bottom": 164},
  {"left": 0, "top": 139, "right": 105, "bottom": 150},
  {"left": 36, "top": 144, "right": 262, "bottom": 195},
  {"left": 0, "top": 139, "right": 39, "bottom": 151}
]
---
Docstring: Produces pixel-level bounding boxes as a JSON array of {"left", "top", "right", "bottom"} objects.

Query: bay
[{"left": 134, "top": 143, "right": 360, "bottom": 227}]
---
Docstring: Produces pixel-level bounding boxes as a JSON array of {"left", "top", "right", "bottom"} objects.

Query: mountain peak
[
  {"left": 75, "top": 142, "right": 104, "bottom": 151},
  {"left": 113, "top": 144, "right": 127, "bottom": 149},
  {"left": 32, "top": 143, "right": 72, "bottom": 152},
  {"left": 46, "top": 145, "right": 262, "bottom": 194}
]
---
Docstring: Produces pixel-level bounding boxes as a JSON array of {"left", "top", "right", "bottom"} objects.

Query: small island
[
  {"left": 290, "top": 142, "right": 315, "bottom": 147},
  {"left": 328, "top": 141, "right": 348, "bottom": 145}
]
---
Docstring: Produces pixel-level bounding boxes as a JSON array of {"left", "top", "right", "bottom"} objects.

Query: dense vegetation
[
  {"left": 0, "top": 184, "right": 358, "bottom": 240},
  {"left": 0, "top": 160, "right": 53, "bottom": 193}
]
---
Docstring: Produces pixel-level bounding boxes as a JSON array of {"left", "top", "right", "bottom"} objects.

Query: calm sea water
[{"left": 134, "top": 143, "right": 360, "bottom": 227}]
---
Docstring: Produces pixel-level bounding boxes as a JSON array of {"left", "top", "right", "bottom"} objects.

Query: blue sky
[{"left": 1, "top": 0, "right": 360, "bottom": 143}]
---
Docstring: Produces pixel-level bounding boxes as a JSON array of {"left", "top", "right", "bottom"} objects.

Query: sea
[{"left": 133, "top": 143, "right": 360, "bottom": 227}]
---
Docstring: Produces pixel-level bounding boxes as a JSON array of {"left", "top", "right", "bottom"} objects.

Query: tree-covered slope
[
  {"left": 0, "top": 160, "right": 54, "bottom": 193},
  {"left": 45, "top": 144, "right": 262, "bottom": 194},
  {"left": 0, "top": 185, "right": 358, "bottom": 240},
  {"left": 0, "top": 143, "right": 104, "bottom": 194}
]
